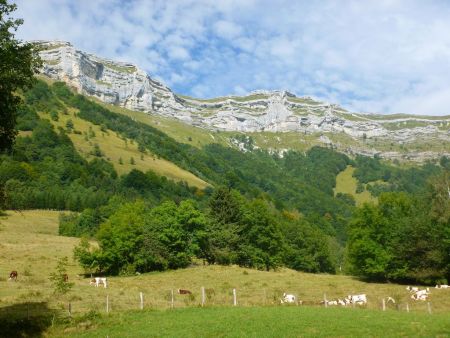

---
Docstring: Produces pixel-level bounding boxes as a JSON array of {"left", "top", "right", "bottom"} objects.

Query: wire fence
[{"left": 0, "top": 286, "right": 439, "bottom": 322}]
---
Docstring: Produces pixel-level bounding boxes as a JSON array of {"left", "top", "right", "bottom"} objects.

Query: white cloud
[
  {"left": 167, "top": 46, "right": 191, "bottom": 61},
  {"left": 214, "top": 20, "right": 242, "bottom": 40},
  {"left": 13, "top": 0, "right": 450, "bottom": 115}
]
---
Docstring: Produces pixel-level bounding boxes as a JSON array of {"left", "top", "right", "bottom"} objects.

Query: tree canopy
[{"left": 0, "top": 0, "right": 41, "bottom": 152}]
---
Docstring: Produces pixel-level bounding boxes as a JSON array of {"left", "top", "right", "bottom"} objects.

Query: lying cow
[
  {"left": 338, "top": 299, "right": 348, "bottom": 306},
  {"left": 178, "top": 289, "right": 192, "bottom": 295},
  {"left": 322, "top": 298, "right": 350, "bottom": 306},
  {"left": 406, "top": 286, "right": 419, "bottom": 293},
  {"left": 436, "top": 284, "right": 450, "bottom": 289},
  {"left": 321, "top": 300, "right": 338, "bottom": 306},
  {"left": 346, "top": 294, "right": 367, "bottom": 305},
  {"left": 411, "top": 288, "right": 430, "bottom": 301},
  {"left": 281, "top": 293, "right": 296, "bottom": 304},
  {"left": 8, "top": 271, "right": 18, "bottom": 281},
  {"left": 90, "top": 277, "right": 107, "bottom": 288},
  {"left": 411, "top": 292, "right": 428, "bottom": 301}
]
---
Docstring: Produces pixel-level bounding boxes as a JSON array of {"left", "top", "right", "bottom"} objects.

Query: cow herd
[
  {"left": 280, "top": 285, "right": 450, "bottom": 306},
  {"left": 281, "top": 293, "right": 368, "bottom": 306},
  {"left": 405, "top": 284, "right": 450, "bottom": 301},
  {"left": 406, "top": 286, "right": 431, "bottom": 301}
]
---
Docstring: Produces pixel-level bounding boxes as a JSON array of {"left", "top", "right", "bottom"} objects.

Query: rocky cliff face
[{"left": 36, "top": 41, "right": 450, "bottom": 160}]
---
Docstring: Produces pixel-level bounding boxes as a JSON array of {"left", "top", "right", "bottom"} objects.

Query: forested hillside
[{"left": 1, "top": 79, "right": 448, "bottom": 283}]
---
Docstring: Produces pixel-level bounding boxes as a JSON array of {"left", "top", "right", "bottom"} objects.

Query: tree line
[{"left": 73, "top": 187, "right": 336, "bottom": 275}]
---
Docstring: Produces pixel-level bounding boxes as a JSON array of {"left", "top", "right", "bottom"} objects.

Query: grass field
[
  {"left": 39, "top": 110, "right": 209, "bottom": 189},
  {"left": 1, "top": 211, "right": 450, "bottom": 336},
  {"left": 334, "top": 166, "right": 377, "bottom": 206},
  {"left": 49, "top": 306, "right": 450, "bottom": 337}
]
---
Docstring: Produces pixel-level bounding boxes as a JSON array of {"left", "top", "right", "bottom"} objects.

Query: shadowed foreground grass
[{"left": 51, "top": 306, "right": 450, "bottom": 337}]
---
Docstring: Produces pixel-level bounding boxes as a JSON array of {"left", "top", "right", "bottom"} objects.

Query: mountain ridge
[{"left": 35, "top": 40, "right": 450, "bottom": 161}]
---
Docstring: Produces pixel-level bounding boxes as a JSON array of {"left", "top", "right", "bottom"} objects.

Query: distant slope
[{"left": 39, "top": 109, "right": 209, "bottom": 189}]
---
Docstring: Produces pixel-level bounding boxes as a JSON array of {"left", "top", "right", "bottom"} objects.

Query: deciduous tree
[{"left": 0, "top": 0, "right": 41, "bottom": 152}]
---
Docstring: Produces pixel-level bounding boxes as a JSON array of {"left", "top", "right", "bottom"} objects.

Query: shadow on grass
[{"left": 0, "top": 302, "right": 59, "bottom": 338}]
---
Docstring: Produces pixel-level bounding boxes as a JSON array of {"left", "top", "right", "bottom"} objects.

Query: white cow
[
  {"left": 436, "top": 284, "right": 450, "bottom": 289},
  {"left": 411, "top": 293, "right": 428, "bottom": 301},
  {"left": 406, "top": 286, "right": 419, "bottom": 293},
  {"left": 346, "top": 294, "right": 367, "bottom": 305},
  {"left": 411, "top": 288, "right": 429, "bottom": 301},
  {"left": 90, "top": 277, "right": 108, "bottom": 288},
  {"left": 281, "top": 293, "right": 296, "bottom": 304},
  {"left": 337, "top": 299, "right": 347, "bottom": 306}
]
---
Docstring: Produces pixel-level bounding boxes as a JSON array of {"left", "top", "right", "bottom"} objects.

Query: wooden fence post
[
  {"left": 406, "top": 303, "right": 410, "bottom": 313},
  {"left": 171, "top": 289, "right": 174, "bottom": 309},
  {"left": 106, "top": 295, "right": 109, "bottom": 314},
  {"left": 324, "top": 293, "right": 327, "bottom": 308},
  {"left": 140, "top": 292, "right": 144, "bottom": 310},
  {"left": 68, "top": 302, "right": 72, "bottom": 318},
  {"left": 233, "top": 288, "right": 237, "bottom": 306},
  {"left": 382, "top": 298, "right": 386, "bottom": 311},
  {"left": 201, "top": 287, "right": 205, "bottom": 307},
  {"left": 427, "top": 302, "right": 432, "bottom": 315}
]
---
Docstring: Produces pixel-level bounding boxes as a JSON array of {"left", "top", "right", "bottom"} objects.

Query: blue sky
[{"left": 14, "top": 0, "right": 450, "bottom": 115}]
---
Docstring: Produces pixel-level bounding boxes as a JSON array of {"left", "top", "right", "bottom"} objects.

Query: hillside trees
[
  {"left": 48, "top": 80, "right": 356, "bottom": 235},
  {"left": 346, "top": 184, "right": 450, "bottom": 283}
]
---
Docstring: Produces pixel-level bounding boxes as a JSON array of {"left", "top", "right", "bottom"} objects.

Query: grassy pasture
[
  {"left": 2, "top": 211, "right": 450, "bottom": 315},
  {"left": 39, "top": 110, "right": 209, "bottom": 189},
  {"left": 50, "top": 306, "right": 450, "bottom": 337},
  {"left": 334, "top": 166, "right": 377, "bottom": 206}
]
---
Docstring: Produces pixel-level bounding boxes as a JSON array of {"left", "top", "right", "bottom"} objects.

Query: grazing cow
[
  {"left": 90, "top": 277, "right": 107, "bottom": 288},
  {"left": 346, "top": 294, "right": 367, "bottom": 305},
  {"left": 281, "top": 293, "right": 296, "bottom": 304},
  {"left": 406, "top": 286, "right": 419, "bottom": 293},
  {"left": 178, "top": 289, "right": 192, "bottom": 295},
  {"left": 8, "top": 271, "right": 18, "bottom": 281}
]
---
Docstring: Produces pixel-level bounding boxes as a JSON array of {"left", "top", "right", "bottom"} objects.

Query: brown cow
[
  {"left": 178, "top": 289, "right": 192, "bottom": 295},
  {"left": 8, "top": 271, "right": 18, "bottom": 281}
]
